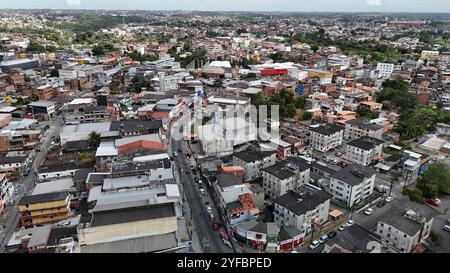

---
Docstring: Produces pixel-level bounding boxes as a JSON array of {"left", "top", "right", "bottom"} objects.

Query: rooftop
[
  {"left": 310, "top": 123, "right": 343, "bottom": 136},
  {"left": 90, "top": 203, "right": 175, "bottom": 227},
  {"left": 331, "top": 164, "right": 376, "bottom": 186},
  {"left": 18, "top": 191, "right": 69, "bottom": 206},
  {"left": 347, "top": 136, "right": 384, "bottom": 151},
  {"left": 274, "top": 185, "right": 332, "bottom": 216}
]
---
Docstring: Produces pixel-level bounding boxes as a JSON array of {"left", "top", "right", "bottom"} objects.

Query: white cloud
[
  {"left": 66, "top": 0, "right": 81, "bottom": 6},
  {"left": 367, "top": 0, "right": 382, "bottom": 6}
]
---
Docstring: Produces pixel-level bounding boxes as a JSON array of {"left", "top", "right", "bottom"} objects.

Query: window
[{"left": 255, "top": 234, "right": 262, "bottom": 239}]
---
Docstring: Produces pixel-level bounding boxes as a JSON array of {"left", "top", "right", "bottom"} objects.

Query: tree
[
  {"left": 356, "top": 105, "right": 377, "bottom": 120},
  {"left": 294, "top": 96, "right": 306, "bottom": 109},
  {"left": 88, "top": 132, "right": 101, "bottom": 148},
  {"left": 27, "top": 40, "right": 45, "bottom": 53},
  {"left": 302, "top": 111, "right": 313, "bottom": 121},
  {"left": 417, "top": 162, "right": 450, "bottom": 197}
]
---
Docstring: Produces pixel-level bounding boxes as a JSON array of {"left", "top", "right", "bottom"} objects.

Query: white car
[
  {"left": 206, "top": 206, "right": 213, "bottom": 214},
  {"left": 338, "top": 225, "right": 347, "bottom": 231},
  {"left": 364, "top": 208, "right": 374, "bottom": 215},
  {"left": 443, "top": 225, "right": 450, "bottom": 232},
  {"left": 199, "top": 188, "right": 206, "bottom": 195},
  {"left": 318, "top": 235, "right": 328, "bottom": 244},
  {"left": 346, "top": 220, "right": 355, "bottom": 226},
  {"left": 385, "top": 196, "right": 394, "bottom": 203},
  {"left": 309, "top": 240, "right": 320, "bottom": 250},
  {"left": 173, "top": 152, "right": 178, "bottom": 157}
]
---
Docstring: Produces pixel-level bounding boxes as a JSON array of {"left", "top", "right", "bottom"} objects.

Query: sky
[{"left": 0, "top": 0, "right": 450, "bottom": 13}]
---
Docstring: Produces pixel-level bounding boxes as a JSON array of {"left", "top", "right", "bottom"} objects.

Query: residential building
[
  {"left": 18, "top": 191, "right": 71, "bottom": 228},
  {"left": 344, "top": 136, "right": 384, "bottom": 166},
  {"left": 376, "top": 63, "right": 394, "bottom": 79},
  {"left": 344, "top": 119, "right": 383, "bottom": 140},
  {"left": 309, "top": 124, "right": 344, "bottom": 152},
  {"left": 329, "top": 164, "right": 376, "bottom": 208},
  {"left": 273, "top": 184, "right": 332, "bottom": 232},
  {"left": 232, "top": 150, "right": 277, "bottom": 182},
  {"left": 376, "top": 200, "right": 437, "bottom": 253},
  {"left": 262, "top": 158, "right": 310, "bottom": 198}
]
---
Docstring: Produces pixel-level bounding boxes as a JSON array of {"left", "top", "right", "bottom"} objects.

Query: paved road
[
  {"left": 0, "top": 116, "right": 63, "bottom": 251},
  {"left": 170, "top": 116, "right": 233, "bottom": 253}
]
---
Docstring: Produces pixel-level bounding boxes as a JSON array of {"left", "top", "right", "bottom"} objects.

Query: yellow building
[
  {"left": 18, "top": 192, "right": 70, "bottom": 228},
  {"left": 421, "top": 50, "right": 439, "bottom": 61}
]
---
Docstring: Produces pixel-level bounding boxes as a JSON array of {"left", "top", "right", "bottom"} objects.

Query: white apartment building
[
  {"left": 262, "top": 158, "right": 311, "bottom": 199},
  {"left": 344, "top": 119, "right": 384, "bottom": 140},
  {"left": 329, "top": 164, "right": 376, "bottom": 208},
  {"left": 376, "top": 63, "right": 394, "bottom": 79},
  {"left": 376, "top": 203, "right": 436, "bottom": 253},
  {"left": 273, "top": 184, "right": 332, "bottom": 233},
  {"left": 232, "top": 150, "right": 277, "bottom": 182},
  {"left": 327, "top": 54, "right": 351, "bottom": 70},
  {"left": 345, "top": 136, "right": 384, "bottom": 166},
  {"left": 198, "top": 116, "right": 257, "bottom": 156},
  {"left": 442, "top": 92, "right": 450, "bottom": 107},
  {"left": 309, "top": 124, "right": 344, "bottom": 153}
]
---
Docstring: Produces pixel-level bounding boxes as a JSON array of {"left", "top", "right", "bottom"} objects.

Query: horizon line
[{"left": 0, "top": 8, "right": 450, "bottom": 15}]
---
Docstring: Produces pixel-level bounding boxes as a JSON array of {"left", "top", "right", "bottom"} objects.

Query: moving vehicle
[
  {"left": 206, "top": 206, "right": 213, "bottom": 214},
  {"left": 346, "top": 220, "right": 355, "bottom": 226},
  {"left": 173, "top": 151, "right": 178, "bottom": 157},
  {"left": 212, "top": 221, "right": 219, "bottom": 230},
  {"left": 385, "top": 196, "right": 394, "bottom": 203},
  {"left": 209, "top": 213, "right": 215, "bottom": 221},
  {"left": 199, "top": 188, "right": 206, "bottom": 195},
  {"left": 377, "top": 201, "right": 386, "bottom": 208},
  {"left": 309, "top": 240, "right": 320, "bottom": 250},
  {"left": 364, "top": 208, "right": 374, "bottom": 215}
]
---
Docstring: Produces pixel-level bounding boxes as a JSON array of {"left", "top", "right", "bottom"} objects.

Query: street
[
  {"left": 0, "top": 115, "right": 64, "bottom": 252},
  {"left": 169, "top": 115, "right": 233, "bottom": 253}
]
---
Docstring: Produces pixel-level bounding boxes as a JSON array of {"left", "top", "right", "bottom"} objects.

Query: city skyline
[{"left": 0, "top": 0, "right": 450, "bottom": 13}]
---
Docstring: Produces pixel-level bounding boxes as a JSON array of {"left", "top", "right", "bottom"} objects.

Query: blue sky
[{"left": 1, "top": 0, "right": 450, "bottom": 12}]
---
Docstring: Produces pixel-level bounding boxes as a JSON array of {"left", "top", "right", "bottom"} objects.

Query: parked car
[
  {"left": 338, "top": 225, "right": 347, "bottom": 231},
  {"left": 199, "top": 188, "right": 206, "bottom": 195},
  {"left": 178, "top": 148, "right": 182, "bottom": 152},
  {"left": 327, "top": 231, "right": 337, "bottom": 238},
  {"left": 364, "top": 208, "right": 374, "bottom": 215},
  {"left": 318, "top": 235, "right": 328, "bottom": 244},
  {"left": 443, "top": 225, "right": 450, "bottom": 232},
  {"left": 309, "top": 240, "right": 320, "bottom": 250},
  {"left": 346, "top": 220, "right": 355, "bottom": 226},
  {"left": 377, "top": 201, "right": 386, "bottom": 207},
  {"left": 173, "top": 152, "right": 178, "bottom": 157},
  {"left": 385, "top": 196, "right": 394, "bottom": 203},
  {"left": 428, "top": 198, "right": 441, "bottom": 207}
]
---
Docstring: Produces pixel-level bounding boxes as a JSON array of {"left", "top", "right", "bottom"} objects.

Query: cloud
[
  {"left": 66, "top": 0, "right": 81, "bottom": 6},
  {"left": 367, "top": 0, "right": 382, "bottom": 6}
]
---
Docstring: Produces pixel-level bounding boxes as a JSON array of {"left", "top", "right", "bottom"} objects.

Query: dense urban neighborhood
[{"left": 0, "top": 9, "right": 450, "bottom": 254}]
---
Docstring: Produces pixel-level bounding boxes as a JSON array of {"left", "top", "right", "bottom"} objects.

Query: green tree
[
  {"left": 417, "top": 162, "right": 450, "bottom": 197},
  {"left": 26, "top": 40, "right": 45, "bottom": 53},
  {"left": 88, "top": 132, "right": 101, "bottom": 148},
  {"left": 356, "top": 105, "right": 377, "bottom": 120}
]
